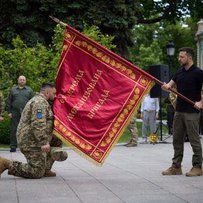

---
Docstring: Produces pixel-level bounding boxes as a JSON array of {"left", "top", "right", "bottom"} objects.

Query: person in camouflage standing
[
  {"left": 0, "top": 83, "right": 68, "bottom": 178},
  {"left": 124, "top": 115, "right": 138, "bottom": 147},
  {"left": 0, "top": 91, "right": 4, "bottom": 122},
  {"left": 7, "top": 75, "right": 33, "bottom": 152}
]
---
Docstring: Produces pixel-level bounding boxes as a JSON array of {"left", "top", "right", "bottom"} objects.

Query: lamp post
[
  {"left": 164, "top": 42, "right": 175, "bottom": 140},
  {"left": 195, "top": 19, "right": 203, "bottom": 69},
  {"left": 166, "top": 42, "right": 175, "bottom": 78}
]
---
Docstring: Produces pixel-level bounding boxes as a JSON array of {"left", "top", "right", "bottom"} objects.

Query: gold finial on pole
[{"left": 49, "top": 16, "right": 67, "bottom": 27}]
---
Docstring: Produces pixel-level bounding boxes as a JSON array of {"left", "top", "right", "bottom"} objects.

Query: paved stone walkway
[{"left": 0, "top": 138, "right": 203, "bottom": 203}]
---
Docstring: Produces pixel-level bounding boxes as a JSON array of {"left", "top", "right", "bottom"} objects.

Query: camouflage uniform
[
  {"left": 125, "top": 116, "right": 138, "bottom": 146},
  {"left": 7, "top": 93, "right": 66, "bottom": 178}
]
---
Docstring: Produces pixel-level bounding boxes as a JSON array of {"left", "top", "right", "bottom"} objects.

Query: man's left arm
[{"left": 31, "top": 101, "right": 50, "bottom": 150}]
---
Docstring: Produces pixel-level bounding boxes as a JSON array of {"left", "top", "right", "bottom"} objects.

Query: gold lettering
[
  {"left": 67, "top": 69, "right": 103, "bottom": 120},
  {"left": 66, "top": 70, "right": 84, "bottom": 96},
  {"left": 87, "top": 89, "right": 109, "bottom": 119}
]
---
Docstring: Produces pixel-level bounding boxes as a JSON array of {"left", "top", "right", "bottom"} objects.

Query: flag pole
[
  {"left": 49, "top": 16, "right": 67, "bottom": 27},
  {"left": 152, "top": 78, "right": 195, "bottom": 106}
]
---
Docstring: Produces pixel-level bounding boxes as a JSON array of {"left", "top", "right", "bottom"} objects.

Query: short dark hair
[
  {"left": 179, "top": 47, "right": 195, "bottom": 59},
  {"left": 40, "top": 83, "right": 55, "bottom": 91}
]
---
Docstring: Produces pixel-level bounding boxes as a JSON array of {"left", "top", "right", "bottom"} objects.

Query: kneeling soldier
[{"left": 0, "top": 83, "right": 67, "bottom": 178}]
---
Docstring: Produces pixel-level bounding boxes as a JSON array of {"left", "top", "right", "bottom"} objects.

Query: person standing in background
[
  {"left": 6, "top": 75, "right": 33, "bottom": 152},
  {"left": 140, "top": 94, "right": 159, "bottom": 143},
  {"left": 124, "top": 115, "right": 138, "bottom": 147}
]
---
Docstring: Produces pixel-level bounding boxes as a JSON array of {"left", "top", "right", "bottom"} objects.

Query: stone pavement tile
[
  {"left": 126, "top": 194, "right": 187, "bottom": 203},
  {"left": 0, "top": 178, "right": 18, "bottom": 203},
  {"left": 63, "top": 176, "right": 123, "bottom": 203}
]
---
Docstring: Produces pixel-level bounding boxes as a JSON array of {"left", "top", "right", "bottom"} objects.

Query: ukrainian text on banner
[{"left": 53, "top": 25, "right": 155, "bottom": 165}]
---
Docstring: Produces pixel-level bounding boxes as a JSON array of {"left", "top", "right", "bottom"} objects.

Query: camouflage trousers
[
  {"left": 8, "top": 136, "right": 67, "bottom": 179},
  {"left": 128, "top": 122, "right": 138, "bottom": 144}
]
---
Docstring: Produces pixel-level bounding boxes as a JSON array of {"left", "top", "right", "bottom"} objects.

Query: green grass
[
  {"left": 118, "top": 122, "right": 142, "bottom": 143},
  {"left": 119, "top": 121, "right": 168, "bottom": 143},
  {"left": 0, "top": 144, "right": 9, "bottom": 148}
]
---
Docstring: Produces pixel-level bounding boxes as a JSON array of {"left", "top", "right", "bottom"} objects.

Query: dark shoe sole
[{"left": 10, "top": 148, "right": 16, "bottom": 152}]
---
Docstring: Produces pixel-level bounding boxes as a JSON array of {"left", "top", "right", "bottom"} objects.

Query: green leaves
[{"left": 0, "top": 24, "right": 116, "bottom": 96}]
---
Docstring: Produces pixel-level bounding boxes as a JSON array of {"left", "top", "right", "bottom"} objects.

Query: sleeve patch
[{"left": 37, "top": 109, "right": 42, "bottom": 119}]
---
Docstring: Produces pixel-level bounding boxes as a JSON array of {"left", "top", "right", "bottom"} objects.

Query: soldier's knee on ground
[
  {"left": 31, "top": 168, "right": 46, "bottom": 179},
  {"left": 51, "top": 148, "right": 68, "bottom": 162}
]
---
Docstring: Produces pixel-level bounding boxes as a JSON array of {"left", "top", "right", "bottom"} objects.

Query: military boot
[
  {"left": 0, "top": 156, "right": 11, "bottom": 177},
  {"left": 124, "top": 140, "right": 132, "bottom": 146},
  {"left": 125, "top": 141, "right": 137, "bottom": 147},
  {"left": 44, "top": 170, "right": 56, "bottom": 177},
  {"left": 51, "top": 148, "right": 68, "bottom": 162},
  {"left": 124, "top": 139, "right": 137, "bottom": 147},
  {"left": 162, "top": 166, "right": 182, "bottom": 175},
  {"left": 186, "top": 167, "right": 203, "bottom": 177}
]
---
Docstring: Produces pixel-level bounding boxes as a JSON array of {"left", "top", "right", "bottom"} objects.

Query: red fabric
[{"left": 53, "top": 25, "right": 154, "bottom": 165}]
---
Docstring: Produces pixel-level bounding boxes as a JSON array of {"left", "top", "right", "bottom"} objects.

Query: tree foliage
[
  {"left": 1, "top": 0, "right": 202, "bottom": 55},
  {"left": 0, "top": 24, "right": 116, "bottom": 96},
  {"left": 129, "top": 20, "right": 196, "bottom": 74}
]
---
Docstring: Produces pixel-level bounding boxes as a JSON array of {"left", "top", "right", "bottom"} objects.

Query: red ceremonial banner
[{"left": 53, "top": 24, "right": 155, "bottom": 165}]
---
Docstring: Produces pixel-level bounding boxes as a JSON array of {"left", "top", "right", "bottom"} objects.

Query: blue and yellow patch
[{"left": 37, "top": 109, "right": 42, "bottom": 119}]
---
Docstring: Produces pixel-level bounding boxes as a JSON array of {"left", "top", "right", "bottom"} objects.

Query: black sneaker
[{"left": 10, "top": 148, "right": 16, "bottom": 152}]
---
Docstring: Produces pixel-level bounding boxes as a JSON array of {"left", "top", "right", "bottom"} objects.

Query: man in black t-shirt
[{"left": 162, "top": 47, "right": 203, "bottom": 177}]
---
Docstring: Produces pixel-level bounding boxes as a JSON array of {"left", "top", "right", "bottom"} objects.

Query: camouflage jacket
[
  {"left": 17, "top": 93, "right": 54, "bottom": 150},
  {"left": 0, "top": 91, "right": 4, "bottom": 116}
]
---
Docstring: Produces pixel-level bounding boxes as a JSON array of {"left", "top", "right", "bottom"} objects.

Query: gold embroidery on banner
[
  {"left": 74, "top": 40, "right": 136, "bottom": 80},
  {"left": 93, "top": 150, "right": 103, "bottom": 159},
  {"left": 135, "top": 88, "right": 140, "bottom": 94},
  {"left": 114, "top": 122, "right": 120, "bottom": 127},
  {"left": 54, "top": 120, "right": 59, "bottom": 126},
  {"left": 139, "top": 77, "right": 149, "bottom": 87},
  {"left": 54, "top": 119, "right": 93, "bottom": 151},
  {"left": 100, "top": 86, "right": 141, "bottom": 147},
  {"left": 87, "top": 45, "right": 93, "bottom": 51},
  {"left": 64, "top": 31, "right": 74, "bottom": 41},
  {"left": 80, "top": 143, "right": 86, "bottom": 149},
  {"left": 62, "top": 45, "right": 68, "bottom": 52},
  {"left": 75, "top": 139, "right": 80, "bottom": 144},
  {"left": 130, "top": 73, "right": 136, "bottom": 79},
  {"left": 75, "top": 41, "right": 81, "bottom": 46},
  {"left": 59, "top": 98, "right": 65, "bottom": 103}
]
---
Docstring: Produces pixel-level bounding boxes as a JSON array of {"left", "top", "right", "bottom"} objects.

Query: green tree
[
  {"left": 0, "top": 24, "right": 115, "bottom": 95},
  {"left": 129, "top": 20, "right": 196, "bottom": 74},
  {"left": 0, "top": 23, "right": 116, "bottom": 144},
  {"left": 1, "top": 0, "right": 202, "bottom": 55}
]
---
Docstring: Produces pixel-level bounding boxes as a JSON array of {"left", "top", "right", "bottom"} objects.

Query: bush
[{"left": 0, "top": 113, "right": 11, "bottom": 144}]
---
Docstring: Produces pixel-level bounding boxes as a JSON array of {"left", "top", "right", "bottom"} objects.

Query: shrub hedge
[{"left": 0, "top": 113, "right": 11, "bottom": 144}]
